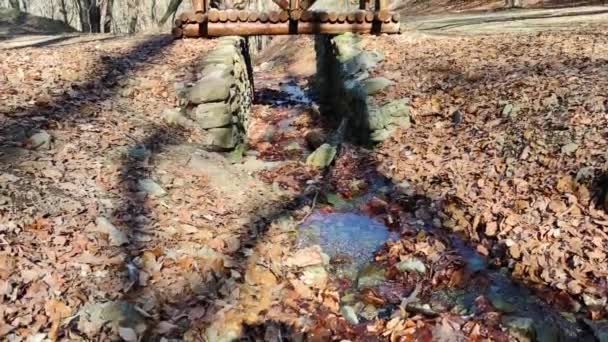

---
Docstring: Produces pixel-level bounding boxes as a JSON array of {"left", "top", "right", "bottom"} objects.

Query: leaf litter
[{"left": 1, "top": 23, "right": 608, "bottom": 342}]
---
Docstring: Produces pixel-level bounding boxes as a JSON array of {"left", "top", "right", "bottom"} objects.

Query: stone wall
[
  {"left": 314, "top": 33, "right": 410, "bottom": 145},
  {"left": 183, "top": 36, "right": 253, "bottom": 150}
]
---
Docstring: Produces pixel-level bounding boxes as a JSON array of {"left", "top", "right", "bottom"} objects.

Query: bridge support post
[{"left": 192, "top": 0, "right": 207, "bottom": 13}]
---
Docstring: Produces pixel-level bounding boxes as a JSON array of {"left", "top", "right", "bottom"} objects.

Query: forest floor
[{"left": 1, "top": 7, "right": 608, "bottom": 342}]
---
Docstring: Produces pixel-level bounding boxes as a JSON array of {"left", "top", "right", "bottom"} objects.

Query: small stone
[
  {"left": 584, "top": 319, "right": 608, "bottom": 342},
  {"left": 137, "top": 179, "right": 167, "bottom": 197},
  {"left": 502, "top": 316, "right": 535, "bottom": 339},
  {"left": 304, "top": 129, "right": 327, "bottom": 149},
  {"left": 359, "top": 304, "right": 378, "bottom": 321},
  {"left": 193, "top": 102, "right": 233, "bottom": 129},
  {"left": 285, "top": 142, "right": 301, "bottom": 151},
  {"left": 300, "top": 265, "right": 328, "bottom": 289},
  {"left": 127, "top": 145, "right": 150, "bottom": 160},
  {"left": 161, "top": 108, "right": 196, "bottom": 128},
  {"left": 188, "top": 76, "right": 232, "bottom": 104},
  {"left": 340, "top": 305, "right": 359, "bottom": 325},
  {"left": 306, "top": 143, "right": 337, "bottom": 169},
  {"left": 405, "top": 303, "right": 438, "bottom": 317},
  {"left": 361, "top": 77, "right": 393, "bottom": 95},
  {"left": 24, "top": 130, "right": 51, "bottom": 150},
  {"left": 396, "top": 257, "right": 426, "bottom": 274},
  {"left": 357, "top": 264, "right": 385, "bottom": 289},
  {"left": 370, "top": 128, "right": 391, "bottom": 142},
  {"left": 93, "top": 217, "right": 128, "bottom": 246},
  {"left": 489, "top": 294, "right": 515, "bottom": 313},
  {"left": 582, "top": 294, "right": 607, "bottom": 308},
  {"left": 561, "top": 142, "right": 578, "bottom": 155},
  {"left": 451, "top": 109, "right": 464, "bottom": 125}
]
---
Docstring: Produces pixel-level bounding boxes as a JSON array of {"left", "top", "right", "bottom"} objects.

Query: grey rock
[
  {"left": 561, "top": 142, "right": 579, "bottom": 155},
  {"left": 381, "top": 99, "right": 410, "bottom": 117},
  {"left": 162, "top": 108, "right": 196, "bottom": 128},
  {"left": 193, "top": 102, "right": 233, "bottom": 129},
  {"left": 362, "top": 77, "right": 393, "bottom": 95},
  {"left": 370, "top": 128, "right": 391, "bottom": 142},
  {"left": 77, "top": 301, "right": 144, "bottom": 336},
  {"left": 202, "top": 64, "right": 234, "bottom": 78},
  {"left": 502, "top": 316, "right": 535, "bottom": 339},
  {"left": 94, "top": 217, "right": 128, "bottom": 246},
  {"left": 584, "top": 319, "right": 608, "bottom": 342},
  {"left": 189, "top": 76, "right": 232, "bottom": 104},
  {"left": 306, "top": 143, "right": 337, "bottom": 169},
  {"left": 452, "top": 109, "right": 464, "bottom": 125},
  {"left": 406, "top": 303, "right": 438, "bottom": 317},
  {"left": 340, "top": 305, "right": 359, "bottom": 325},
  {"left": 343, "top": 50, "right": 384, "bottom": 76},
  {"left": 357, "top": 264, "right": 385, "bottom": 289},
  {"left": 396, "top": 257, "right": 426, "bottom": 274},
  {"left": 359, "top": 304, "right": 378, "bottom": 321},
  {"left": 389, "top": 115, "right": 411, "bottom": 128},
  {"left": 202, "top": 126, "right": 238, "bottom": 149},
  {"left": 127, "top": 145, "right": 150, "bottom": 160},
  {"left": 26, "top": 130, "right": 51, "bottom": 150},
  {"left": 137, "top": 178, "right": 167, "bottom": 197},
  {"left": 301, "top": 265, "right": 328, "bottom": 288},
  {"left": 489, "top": 294, "right": 516, "bottom": 313}
]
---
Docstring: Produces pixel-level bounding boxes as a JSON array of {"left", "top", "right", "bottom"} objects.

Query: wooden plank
[{"left": 337, "top": 12, "right": 347, "bottom": 23}]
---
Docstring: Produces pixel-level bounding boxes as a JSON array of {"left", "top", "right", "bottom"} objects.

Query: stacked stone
[
  {"left": 185, "top": 36, "right": 253, "bottom": 150},
  {"left": 316, "top": 32, "right": 410, "bottom": 143}
]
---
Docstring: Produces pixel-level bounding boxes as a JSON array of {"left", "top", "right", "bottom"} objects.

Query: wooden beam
[
  {"left": 205, "top": 21, "right": 400, "bottom": 36},
  {"left": 192, "top": 0, "right": 205, "bottom": 13}
]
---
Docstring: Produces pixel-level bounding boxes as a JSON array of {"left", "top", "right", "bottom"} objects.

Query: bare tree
[
  {"left": 158, "top": 0, "right": 183, "bottom": 26},
  {"left": 8, "top": 0, "right": 20, "bottom": 10}
]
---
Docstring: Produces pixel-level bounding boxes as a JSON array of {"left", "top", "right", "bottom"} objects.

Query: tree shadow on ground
[{"left": 0, "top": 35, "right": 174, "bottom": 165}]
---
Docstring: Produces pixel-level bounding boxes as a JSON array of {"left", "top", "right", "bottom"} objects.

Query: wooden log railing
[{"left": 173, "top": 0, "right": 400, "bottom": 38}]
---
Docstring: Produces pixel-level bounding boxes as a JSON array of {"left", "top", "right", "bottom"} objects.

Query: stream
[{"left": 247, "top": 60, "right": 604, "bottom": 341}]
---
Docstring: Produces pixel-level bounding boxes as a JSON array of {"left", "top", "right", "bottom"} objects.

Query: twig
[{"left": 298, "top": 190, "right": 319, "bottom": 224}]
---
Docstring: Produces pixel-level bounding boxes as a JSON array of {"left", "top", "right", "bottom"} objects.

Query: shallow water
[
  {"left": 296, "top": 203, "right": 598, "bottom": 340},
  {"left": 298, "top": 212, "right": 398, "bottom": 270}
]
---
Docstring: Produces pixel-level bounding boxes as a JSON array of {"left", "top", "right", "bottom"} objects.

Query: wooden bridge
[{"left": 173, "top": 0, "right": 400, "bottom": 37}]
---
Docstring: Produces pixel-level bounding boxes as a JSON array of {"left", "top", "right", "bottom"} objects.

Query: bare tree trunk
[
  {"left": 8, "top": 0, "right": 20, "bottom": 10},
  {"left": 99, "top": 0, "right": 108, "bottom": 33},
  {"left": 158, "top": 0, "right": 183, "bottom": 26},
  {"left": 59, "top": 0, "right": 70, "bottom": 24}
]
